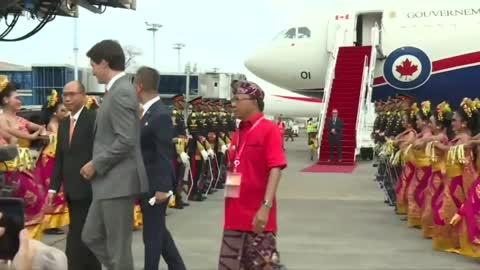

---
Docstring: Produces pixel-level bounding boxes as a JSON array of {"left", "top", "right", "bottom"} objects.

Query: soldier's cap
[
  {"left": 188, "top": 96, "right": 202, "bottom": 105},
  {"left": 172, "top": 94, "right": 185, "bottom": 102},
  {"left": 396, "top": 93, "right": 414, "bottom": 104}
]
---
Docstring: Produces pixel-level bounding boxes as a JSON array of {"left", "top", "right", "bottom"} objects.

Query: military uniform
[
  {"left": 171, "top": 94, "right": 190, "bottom": 209},
  {"left": 187, "top": 97, "right": 209, "bottom": 201}
]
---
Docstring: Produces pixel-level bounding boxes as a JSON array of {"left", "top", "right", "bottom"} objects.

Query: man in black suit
[
  {"left": 48, "top": 81, "right": 101, "bottom": 270},
  {"left": 134, "top": 66, "right": 186, "bottom": 270},
  {"left": 328, "top": 109, "right": 344, "bottom": 162}
]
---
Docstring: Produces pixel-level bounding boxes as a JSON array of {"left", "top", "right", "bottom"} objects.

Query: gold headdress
[
  {"left": 0, "top": 76, "right": 9, "bottom": 94},
  {"left": 410, "top": 102, "right": 419, "bottom": 119},
  {"left": 474, "top": 98, "right": 480, "bottom": 111},
  {"left": 85, "top": 96, "right": 99, "bottom": 109},
  {"left": 47, "top": 89, "right": 60, "bottom": 108},
  {"left": 436, "top": 101, "right": 452, "bottom": 121},
  {"left": 460, "top": 97, "right": 475, "bottom": 118},
  {"left": 420, "top": 100, "right": 431, "bottom": 117}
]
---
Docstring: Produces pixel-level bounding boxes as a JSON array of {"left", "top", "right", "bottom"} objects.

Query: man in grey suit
[{"left": 80, "top": 39, "right": 148, "bottom": 270}]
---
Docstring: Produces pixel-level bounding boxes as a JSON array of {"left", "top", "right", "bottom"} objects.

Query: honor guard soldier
[
  {"left": 171, "top": 94, "right": 190, "bottom": 209},
  {"left": 224, "top": 100, "right": 236, "bottom": 138},
  {"left": 198, "top": 99, "right": 216, "bottom": 195},
  {"left": 187, "top": 97, "right": 208, "bottom": 201}
]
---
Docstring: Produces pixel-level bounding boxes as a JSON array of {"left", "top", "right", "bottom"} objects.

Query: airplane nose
[{"left": 244, "top": 52, "right": 259, "bottom": 73}]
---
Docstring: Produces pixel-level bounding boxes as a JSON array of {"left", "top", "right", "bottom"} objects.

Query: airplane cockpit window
[
  {"left": 284, "top": 27, "right": 296, "bottom": 39},
  {"left": 297, "top": 27, "right": 311, "bottom": 39}
]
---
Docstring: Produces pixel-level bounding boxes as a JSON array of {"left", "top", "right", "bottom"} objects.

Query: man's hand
[
  {"left": 80, "top": 161, "right": 96, "bottom": 180},
  {"left": 155, "top": 191, "right": 170, "bottom": 204},
  {"left": 12, "top": 229, "right": 36, "bottom": 270},
  {"left": 252, "top": 206, "right": 269, "bottom": 234}
]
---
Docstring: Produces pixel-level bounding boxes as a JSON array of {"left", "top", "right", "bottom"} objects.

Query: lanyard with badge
[{"left": 225, "top": 117, "right": 264, "bottom": 198}]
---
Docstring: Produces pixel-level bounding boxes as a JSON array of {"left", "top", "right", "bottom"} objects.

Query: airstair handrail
[
  {"left": 316, "top": 27, "right": 346, "bottom": 159},
  {"left": 355, "top": 56, "right": 370, "bottom": 152},
  {"left": 366, "top": 23, "right": 380, "bottom": 110}
]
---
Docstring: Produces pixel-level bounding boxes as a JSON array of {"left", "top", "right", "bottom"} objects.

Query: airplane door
[{"left": 356, "top": 12, "right": 382, "bottom": 46}]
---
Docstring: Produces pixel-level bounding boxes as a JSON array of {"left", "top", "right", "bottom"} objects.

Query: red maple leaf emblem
[{"left": 395, "top": 58, "right": 418, "bottom": 78}]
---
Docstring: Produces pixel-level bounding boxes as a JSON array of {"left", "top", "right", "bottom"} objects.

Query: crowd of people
[
  {"left": 373, "top": 94, "right": 480, "bottom": 258},
  {"left": 0, "top": 39, "right": 287, "bottom": 270}
]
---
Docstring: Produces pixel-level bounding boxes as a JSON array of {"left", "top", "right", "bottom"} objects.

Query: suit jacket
[
  {"left": 328, "top": 117, "right": 344, "bottom": 138},
  {"left": 140, "top": 99, "right": 175, "bottom": 196},
  {"left": 91, "top": 75, "right": 148, "bottom": 200},
  {"left": 51, "top": 108, "right": 96, "bottom": 201}
]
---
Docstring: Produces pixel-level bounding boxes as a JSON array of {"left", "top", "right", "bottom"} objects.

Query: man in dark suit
[
  {"left": 328, "top": 109, "right": 344, "bottom": 162},
  {"left": 48, "top": 80, "right": 101, "bottom": 270},
  {"left": 134, "top": 66, "right": 186, "bottom": 270}
]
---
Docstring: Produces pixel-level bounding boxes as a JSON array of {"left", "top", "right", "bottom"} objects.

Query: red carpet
[
  {"left": 318, "top": 46, "right": 372, "bottom": 166},
  {"left": 301, "top": 164, "right": 357, "bottom": 174}
]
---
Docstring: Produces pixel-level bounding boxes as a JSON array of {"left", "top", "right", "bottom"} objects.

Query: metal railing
[
  {"left": 316, "top": 28, "right": 346, "bottom": 159},
  {"left": 355, "top": 56, "right": 370, "bottom": 159}
]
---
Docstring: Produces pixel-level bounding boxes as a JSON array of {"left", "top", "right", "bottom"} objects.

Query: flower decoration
[
  {"left": 85, "top": 96, "right": 99, "bottom": 109},
  {"left": 410, "top": 102, "right": 419, "bottom": 119},
  {"left": 420, "top": 100, "right": 431, "bottom": 117},
  {"left": 436, "top": 101, "right": 452, "bottom": 121},
  {"left": 0, "top": 76, "right": 9, "bottom": 93},
  {"left": 461, "top": 98, "right": 475, "bottom": 118},
  {"left": 47, "top": 89, "right": 60, "bottom": 108}
]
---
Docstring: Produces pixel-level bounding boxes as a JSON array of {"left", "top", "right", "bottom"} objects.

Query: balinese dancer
[
  {"left": 392, "top": 106, "right": 417, "bottom": 216},
  {"left": 37, "top": 89, "right": 70, "bottom": 235},
  {"left": 187, "top": 97, "right": 207, "bottom": 201},
  {"left": 415, "top": 101, "right": 452, "bottom": 239},
  {"left": 407, "top": 101, "right": 433, "bottom": 228},
  {"left": 448, "top": 99, "right": 480, "bottom": 257},
  {"left": 0, "top": 76, "right": 48, "bottom": 240},
  {"left": 431, "top": 98, "right": 478, "bottom": 253}
]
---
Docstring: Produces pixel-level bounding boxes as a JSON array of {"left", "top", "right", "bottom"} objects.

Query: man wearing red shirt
[{"left": 218, "top": 80, "right": 287, "bottom": 270}]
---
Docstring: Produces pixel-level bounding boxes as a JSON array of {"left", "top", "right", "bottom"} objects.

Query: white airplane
[
  {"left": 245, "top": 1, "right": 480, "bottom": 109},
  {"left": 259, "top": 82, "right": 323, "bottom": 118},
  {"left": 244, "top": 1, "right": 480, "bottom": 163}
]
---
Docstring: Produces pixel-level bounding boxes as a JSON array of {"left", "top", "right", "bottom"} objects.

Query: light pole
[
  {"left": 73, "top": 18, "right": 78, "bottom": 80},
  {"left": 145, "top": 22, "right": 162, "bottom": 68},
  {"left": 184, "top": 62, "right": 192, "bottom": 123},
  {"left": 173, "top": 43, "right": 185, "bottom": 72}
]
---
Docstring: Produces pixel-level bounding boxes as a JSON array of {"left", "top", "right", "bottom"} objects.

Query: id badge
[{"left": 225, "top": 172, "right": 242, "bottom": 198}]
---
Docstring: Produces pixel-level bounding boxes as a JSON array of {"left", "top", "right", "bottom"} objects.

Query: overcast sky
[
  {"left": 0, "top": 0, "right": 393, "bottom": 95},
  {"left": 0, "top": 0, "right": 333, "bottom": 73}
]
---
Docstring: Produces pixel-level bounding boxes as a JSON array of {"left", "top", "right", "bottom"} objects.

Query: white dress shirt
[{"left": 141, "top": 96, "right": 160, "bottom": 118}]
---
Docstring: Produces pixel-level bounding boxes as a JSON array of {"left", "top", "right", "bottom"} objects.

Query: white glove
[
  {"left": 180, "top": 152, "right": 190, "bottom": 164},
  {"left": 221, "top": 144, "right": 228, "bottom": 154},
  {"left": 208, "top": 149, "right": 215, "bottom": 157},
  {"left": 201, "top": 150, "right": 208, "bottom": 160}
]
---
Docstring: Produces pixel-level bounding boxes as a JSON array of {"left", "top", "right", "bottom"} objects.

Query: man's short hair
[
  {"left": 134, "top": 66, "right": 160, "bottom": 93},
  {"left": 86, "top": 40, "right": 125, "bottom": 71},
  {"left": 76, "top": 80, "right": 86, "bottom": 93}
]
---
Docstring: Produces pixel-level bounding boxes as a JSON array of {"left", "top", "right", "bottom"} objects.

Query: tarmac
[{"left": 44, "top": 133, "right": 480, "bottom": 270}]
